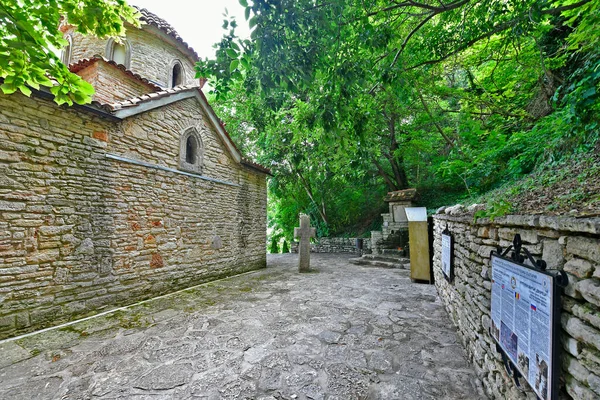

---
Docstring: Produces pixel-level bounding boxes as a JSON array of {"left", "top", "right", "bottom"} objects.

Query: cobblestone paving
[{"left": 0, "top": 254, "right": 485, "bottom": 399}]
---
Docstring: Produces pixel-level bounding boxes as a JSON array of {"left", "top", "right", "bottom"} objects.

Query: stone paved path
[{"left": 0, "top": 254, "right": 485, "bottom": 399}]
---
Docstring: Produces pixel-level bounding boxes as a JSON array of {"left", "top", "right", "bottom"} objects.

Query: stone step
[
  {"left": 360, "top": 254, "right": 410, "bottom": 264},
  {"left": 348, "top": 257, "right": 410, "bottom": 270},
  {"left": 380, "top": 248, "right": 408, "bottom": 257}
]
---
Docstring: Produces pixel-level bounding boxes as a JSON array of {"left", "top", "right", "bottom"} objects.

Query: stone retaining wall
[
  {"left": 0, "top": 91, "right": 267, "bottom": 340},
  {"left": 291, "top": 237, "right": 371, "bottom": 254},
  {"left": 433, "top": 209, "right": 600, "bottom": 399}
]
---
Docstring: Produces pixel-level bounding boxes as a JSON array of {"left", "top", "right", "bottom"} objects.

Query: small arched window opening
[
  {"left": 61, "top": 35, "right": 73, "bottom": 66},
  {"left": 105, "top": 38, "right": 131, "bottom": 68},
  {"left": 179, "top": 128, "right": 203, "bottom": 174},
  {"left": 169, "top": 60, "right": 184, "bottom": 88},
  {"left": 172, "top": 63, "right": 182, "bottom": 88},
  {"left": 185, "top": 135, "right": 197, "bottom": 164}
]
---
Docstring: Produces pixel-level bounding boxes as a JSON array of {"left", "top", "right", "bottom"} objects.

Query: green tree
[
  {"left": 200, "top": 0, "right": 599, "bottom": 234},
  {"left": 269, "top": 237, "right": 279, "bottom": 253},
  {"left": 0, "top": 0, "right": 139, "bottom": 105}
]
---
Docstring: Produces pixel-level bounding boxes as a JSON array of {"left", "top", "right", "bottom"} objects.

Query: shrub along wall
[{"left": 433, "top": 207, "right": 600, "bottom": 399}]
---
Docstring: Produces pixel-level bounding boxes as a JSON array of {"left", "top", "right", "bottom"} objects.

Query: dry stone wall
[
  {"left": 433, "top": 209, "right": 600, "bottom": 399},
  {"left": 291, "top": 237, "right": 371, "bottom": 254},
  {"left": 0, "top": 91, "right": 267, "bottom": 340}
]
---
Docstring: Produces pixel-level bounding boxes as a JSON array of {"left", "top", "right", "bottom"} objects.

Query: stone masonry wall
[
  {"left": 75, "top": 62, "right": 156, "bottom": 104},
  {"left": 0, "top": 91, "right": 267, "bottom": 340},
  {"left": 67, "top": 26, "right": 196, "bottom": 88},
  {"left": 291, "top": 237, "right": 372, "bottom": 254},
  {"left": 432, "top": 209, "right": 600, "bottom": 399}
]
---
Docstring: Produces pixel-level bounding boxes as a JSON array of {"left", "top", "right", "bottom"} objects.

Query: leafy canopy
[
  {"left": 0, "top": 0, "right": 139, "bottom": 105},
  {"left": 199, "top": 0, "right": 600, "bottom": 237}
]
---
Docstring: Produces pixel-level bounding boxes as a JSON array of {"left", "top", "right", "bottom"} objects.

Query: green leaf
[
  {"left": 249, "top": 16, "right": 257, "bottom": 29},
  {"left": 226, "top": 48, "right": 238, "bottom": 59},
  {"left": 230, "top": 59, "right": 239, "bottom": 72},
  {"left": 239, "top": 0, "right": 248, "bottom": 7},
  {"left": 0, "top": 82, "right": 17, "bottom": 94}
]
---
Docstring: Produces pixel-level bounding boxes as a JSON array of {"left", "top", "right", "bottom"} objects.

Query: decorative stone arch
[
  {"left": 61, "top": 35, "right": 73, "bottom": 66},
  {"left": 168, "top": 59, "right": 185, "bottom": 88},
  {"left": 105, "top": 38, "right": 131, "bottom": 68},
  {"left": 179, "top": 127, "right": 204, "bottom": 174}
]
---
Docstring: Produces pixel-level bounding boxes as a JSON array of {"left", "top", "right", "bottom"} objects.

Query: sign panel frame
[
  {"left": 490, "top": 243, "right": 566, "bottom": 400},
  {"left": 441, "top": 228, "right": 454, "bottom": 282}
]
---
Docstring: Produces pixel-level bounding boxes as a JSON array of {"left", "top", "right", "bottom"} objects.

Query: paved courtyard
[{"left": 0, "top": 253, "right": 484, "bottom": 399}]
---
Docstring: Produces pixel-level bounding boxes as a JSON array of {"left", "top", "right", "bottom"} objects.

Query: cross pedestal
[{"left": 294, "top": 214, "right": 316, "bottom": 272}]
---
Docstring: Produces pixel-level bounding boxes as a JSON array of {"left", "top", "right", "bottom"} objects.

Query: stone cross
[{"left": 294, "top": 213, "right": 316, "bottom": 272}]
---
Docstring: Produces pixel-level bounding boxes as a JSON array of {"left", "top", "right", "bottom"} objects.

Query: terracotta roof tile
[
  {"left": 135, "top": 7, "right": 198, "bottom": 60},
  {"left": 104, "top": 84, "right": 198, "bottom": 111},
  {"left": 69, "top": 56, "right": 161, "bottom": 91}
]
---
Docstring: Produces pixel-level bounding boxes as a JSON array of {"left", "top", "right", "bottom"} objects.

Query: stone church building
[{"left": 0, "top": 9, "right": 269, "bottom": 339}]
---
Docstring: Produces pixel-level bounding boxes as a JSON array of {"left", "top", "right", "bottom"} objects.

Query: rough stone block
[
  {"left": 578, "top": 279, "right": 600, "bottom": 308},
  {"left": 30, "top": 306, "right": 62, "bottom": 326},
  {"left": 25, "top": 249, "right": 60, "bottom": 264},
  {"left": 567, "top": 236, "right": 600, "bottom": 264},
  {"left": 565, "top": 258, "right": 594, "bottom": 279},
  {"left": 564, "top": 354, "right": 591, "bottom": 384},
  {"left": 565, "top": 273, "right": 583, "bottom": 300},
  {"left": 39, "top": 225, "right": 73, "bottom": 236},
  {"left": 0, "top": 314, "right": 15, "bottom": 329},
  {"left": 562, "top": 335, "right": 583, "bottom": 357},
  {"left": 0, "top": 201, "right": 26, "bottom": 212},
  {"left": 542, "top": 240, "right": 564, "bottom": 269},
  {"left": 566, "top": 374, "right": 598, "bottom": 400},
  {"left": 562, "top": 313, "right": 600, "bottom": 352}
]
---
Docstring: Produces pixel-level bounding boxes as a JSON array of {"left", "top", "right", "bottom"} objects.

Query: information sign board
[
  {"left": 490, "top": 254, "right": 559, "bottom": 400},
  {"left": 441, "top": 231, "right": 453, "bottom": 282}
]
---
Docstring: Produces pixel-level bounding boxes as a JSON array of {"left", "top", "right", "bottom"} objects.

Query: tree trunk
[
  {"left": 387, "top": 113, "right": 409, "bottom": 189},
  {"left": 295, "top": 169, "right": 328, "bottom": 226}
]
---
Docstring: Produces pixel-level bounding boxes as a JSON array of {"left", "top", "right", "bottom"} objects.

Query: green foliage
[
  {"left": 200, "top": 0, "right": 600, "bottom": 236},
  {"left": 474, "top": 199, "right": 514, "bottom": 222},
  {"left": 0, "top": 0, "right": 140, "bottom": 105},
  {"left": 281, "top": 240, "right": 289, "bottom": 254}
]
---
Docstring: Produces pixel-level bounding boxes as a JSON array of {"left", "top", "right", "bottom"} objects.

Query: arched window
[
  {"left": 61, "top": 35, "right": 73, "bottom": 65},
  {"left": 185, "top": 135, "right": 197, "bottom": 164},
  {"left": 105, "top": 38, "right": 131, "bottom": 68},
  {"left": 179, "top": 128, "right": 203, "bottom": 174},
  {"left": 169, "top": 60, "right": 184, "bottom": 88}
]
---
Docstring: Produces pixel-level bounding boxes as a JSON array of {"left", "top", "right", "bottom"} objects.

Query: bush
[{"left": 281, "top": 240, "right": 290, "bottom": 253}]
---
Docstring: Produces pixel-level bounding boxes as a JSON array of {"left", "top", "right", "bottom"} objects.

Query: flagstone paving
[{"left": 0, "top": 253, "right": 485, "bottom": 399}]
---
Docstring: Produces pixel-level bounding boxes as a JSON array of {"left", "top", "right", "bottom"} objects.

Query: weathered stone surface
[
  {"left": 291, "top": 237, "right": 372, "bottom": 254},
  {"left": 565, "top": 258, "right": 594, "bottom": 279},
  {"left": 0, "top": 254, "right": 481, "bottom": 400},
  {"left": 134, "top": 363, "right": 193, "bottom": 390},
  {"left": 66, "top": 21, "right": 197, "bottom": 89},
  {"left": 578, "top": 279, "right": 600, "bottom": 308},
  {"left": 294, "top": 214, "right": 316, "bottom": 272},
  {"left": 0, "top": 81, "right": 267, "bottom": 340},
  {"left": 433, "top": 213, "right": 600, "bottom": 399},
  {"left": 542, "top": 239, "right": 564, "bottom": 269},
  {"left": 567, "top": 236, "right": 600, "bottom": 264}
]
